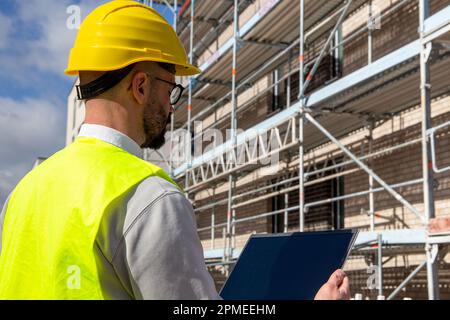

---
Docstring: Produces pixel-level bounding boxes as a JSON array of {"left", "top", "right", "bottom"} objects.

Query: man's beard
[
  {"left": 143, "top": 122, "right": 167, "bottom": 150},
  {"left": 141, "top": 100, "right": 171, "bottom": 150}
]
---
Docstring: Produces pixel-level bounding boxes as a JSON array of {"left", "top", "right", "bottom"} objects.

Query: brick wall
[
  {"left": 344, "top": 101, "right": 450, "bottom": 231},
  {"left": 343, "top": 0, "right": 450, "bottom": 75}
]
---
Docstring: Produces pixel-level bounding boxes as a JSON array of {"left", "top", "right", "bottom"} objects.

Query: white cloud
[
  {"left": 0, "top": 96, "right": 65, "bottom": 205},
  {"left": 17, "top": 0, "right": 108, "bottom": 75},
  {"left": 0, "top": 0, "right": 109, "bottom": 78}
]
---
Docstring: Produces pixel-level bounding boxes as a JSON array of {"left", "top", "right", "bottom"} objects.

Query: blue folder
[{"left": 219, "top": 229, "right": 358, "bottom": 300}]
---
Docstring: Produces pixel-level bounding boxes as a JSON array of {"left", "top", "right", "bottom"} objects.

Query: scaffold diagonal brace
[{"left": 303, "top": 111, "right": 426, "bottom": 224}]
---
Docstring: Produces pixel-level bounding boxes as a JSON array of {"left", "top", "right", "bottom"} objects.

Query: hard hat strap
[{"left": 76, "top": 64, "right": 135, "bottom": 100}]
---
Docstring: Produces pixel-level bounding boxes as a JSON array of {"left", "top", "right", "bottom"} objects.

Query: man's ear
[{"left": 131, "top": 72, "right": 149, "bottom": 104}]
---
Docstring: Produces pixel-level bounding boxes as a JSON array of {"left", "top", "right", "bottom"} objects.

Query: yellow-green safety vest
[{"left": 0, "top": 136, "right": 178, "bottom": 299}]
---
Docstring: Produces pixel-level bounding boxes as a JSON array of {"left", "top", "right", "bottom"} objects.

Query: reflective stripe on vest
[{"left": 0, "top": 137, "right": 178, "bottom": 299}]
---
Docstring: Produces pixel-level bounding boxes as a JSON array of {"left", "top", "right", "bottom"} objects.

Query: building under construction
[{"left": 67, "top": 0, "right": 450, "bottom": 299}]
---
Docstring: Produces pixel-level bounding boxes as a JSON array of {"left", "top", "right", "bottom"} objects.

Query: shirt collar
[{"left": 77, "top": 123, "right": 144, "bottom": 159}]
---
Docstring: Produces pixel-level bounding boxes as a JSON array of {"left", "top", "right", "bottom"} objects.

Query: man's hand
[{"left": 314, "top": 269, "right": 350, "bottom": 300}]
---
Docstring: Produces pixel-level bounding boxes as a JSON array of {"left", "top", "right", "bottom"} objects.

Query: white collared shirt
[{"left": 78, "top": 123, "right": 144, "bottom": 159}]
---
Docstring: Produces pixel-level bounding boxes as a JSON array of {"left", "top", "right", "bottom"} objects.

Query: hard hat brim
[{"left": 65, "top": 59, "right": 201, "bottom": 77}]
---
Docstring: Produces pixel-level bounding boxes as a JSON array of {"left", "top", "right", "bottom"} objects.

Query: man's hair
[
  {"left": 77, "top": 62, "right": 176, "bottom": 100},
  {"left": 157, "top": 62, "right": 176, "bottom": 74}
]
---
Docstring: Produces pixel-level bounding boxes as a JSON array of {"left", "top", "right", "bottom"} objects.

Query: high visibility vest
[{"left": 0, "top": 136, "right": 178, "bottom": 299}]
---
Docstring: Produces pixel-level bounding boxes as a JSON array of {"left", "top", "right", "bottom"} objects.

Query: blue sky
[{"left": 0, "top": 0, "right": 178, "bottom": 205}]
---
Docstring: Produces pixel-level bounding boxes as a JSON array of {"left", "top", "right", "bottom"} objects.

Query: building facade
[{"left": 172, "top": 0, "right": 450, "bottom": 299}]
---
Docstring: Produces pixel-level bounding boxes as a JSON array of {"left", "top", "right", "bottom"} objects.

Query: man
[{"left": 0, "top": 1, "right": 350, "bottom": 300}]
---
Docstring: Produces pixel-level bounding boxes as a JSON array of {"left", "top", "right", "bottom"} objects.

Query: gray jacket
[{"left": 0, "top": 124, "right": 220, "bottom": 300}]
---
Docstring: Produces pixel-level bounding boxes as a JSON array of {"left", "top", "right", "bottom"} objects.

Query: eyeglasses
[
  {"left": 156, "top": 77, "right": 184, "bottom": 105},
  {"left": 150, "top": 75, "right": 185, "bottom": 105}
]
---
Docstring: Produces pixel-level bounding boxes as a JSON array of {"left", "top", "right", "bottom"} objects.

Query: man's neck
[{"left": 84, "top": 100, "right": 143, "bottom": 147}]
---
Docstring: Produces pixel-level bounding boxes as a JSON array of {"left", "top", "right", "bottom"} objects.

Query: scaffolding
[{"left": 153, "top": 0, "right": 450, "bottom": 299}]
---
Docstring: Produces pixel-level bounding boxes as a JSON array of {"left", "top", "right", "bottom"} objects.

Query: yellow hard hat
[{"left": 65, "top": 0, "right": 200, "bottom": 76}]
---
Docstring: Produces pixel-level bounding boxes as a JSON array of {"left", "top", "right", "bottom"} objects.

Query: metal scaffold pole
[
  {"left": 368, "top": 121, "right": 375, "bottom": 231},
  {"left": 210, "top": 186, "right": 216, "bottom": 250},
  {"left": 226, "top": 0, "right": 239, "bottom": 269},
  {"left": 419, "top": 0, "right": 439, "bottom": 300},
  {"left": 173, "top": 0, "right": 177, "bottom": 31},
  {"left": 169, "top": 0, "right": 178, "bottom": 176},
  {"left": 377, "top": 233, "right": 384, "bottom": 298},
  {"left": 185, "top": 0, "right": 194, "bottom": 193},
  {"left": 298, "top": 0, "right": 305, "bottom": 232},
  {"left": 298, "top": 0, "right": 352, "bottom": 232},
  {"left": 284, "top": 193, "right": 289, "bottom": 233},
  {"left": 287, "top": 51, "right": 292, "bottom": 108},
  {"left": 368, "top": 0, "right": 373, "bottom": 64},
  {"left": 300, "top": 0, "right": 352, "bottom": 98}
]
